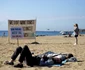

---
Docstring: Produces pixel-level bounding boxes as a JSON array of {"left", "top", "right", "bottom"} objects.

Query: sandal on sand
[
  {"left": 4, "top": 61, "right": 14, "bottom": 65},
  {"left": 14, "top": 63, "right": 23, "bottom": 68}
]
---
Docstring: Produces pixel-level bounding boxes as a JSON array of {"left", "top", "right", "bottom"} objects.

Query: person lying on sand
[{"left": 4, "top": 45, "right": 75, "bottom": 68}]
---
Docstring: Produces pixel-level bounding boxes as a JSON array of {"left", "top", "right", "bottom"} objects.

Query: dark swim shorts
[{"left": 75, "top": 35, "right": 78, "bottom": 37}]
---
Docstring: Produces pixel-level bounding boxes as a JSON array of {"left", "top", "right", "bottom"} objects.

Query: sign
[
  {"left": 8, "top": 20, "right": 36, "bottom": 39},
  {"left": 10, "top": 27, "right": 24, "bottom": 39}
]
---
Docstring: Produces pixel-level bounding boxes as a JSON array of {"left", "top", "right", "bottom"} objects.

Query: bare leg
[
  {"left": 76, "top": 37, "right": 78, "bottom": 44},
  {"left": 74, "top": 37, "right": 78, "bottom": 45}
]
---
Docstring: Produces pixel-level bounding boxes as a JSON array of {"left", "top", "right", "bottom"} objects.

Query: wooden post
[
  {"left": 17, "top": 38, "right": 19, "bottom": 47},
  {"left": 8, "top": 20, "right": 10, "bottom": 44}
]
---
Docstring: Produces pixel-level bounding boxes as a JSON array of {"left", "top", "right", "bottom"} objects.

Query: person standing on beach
[
  {"left": 73, "top": 24, "right": 79, "bottom": 45},
  {"left": 3, "top": 32, "right": 5, "bottom": 37}
]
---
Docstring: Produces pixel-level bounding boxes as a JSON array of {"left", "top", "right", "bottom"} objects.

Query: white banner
[{"left": 8, "top": 20, "right": 36, "bottom": 39}]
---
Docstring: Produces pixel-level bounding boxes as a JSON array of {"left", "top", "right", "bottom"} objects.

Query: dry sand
[{"left": 0, "top": 35, "right": 85, "bottom": 70}]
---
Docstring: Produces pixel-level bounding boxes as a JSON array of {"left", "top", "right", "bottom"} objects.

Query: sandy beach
[{"left": 0, "top": 35, "right": 85, "bottom": 70}]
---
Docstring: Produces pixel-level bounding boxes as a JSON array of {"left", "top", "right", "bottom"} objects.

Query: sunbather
[{"left": 4, "top": 45, "right": 74, "bottom": 68}]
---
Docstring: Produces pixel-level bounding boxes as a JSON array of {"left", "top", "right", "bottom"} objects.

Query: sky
[{"left": 0, "top": 0, "right": 85, "bottom": 31}]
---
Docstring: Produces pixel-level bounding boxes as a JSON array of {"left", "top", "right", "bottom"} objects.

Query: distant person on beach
[
  {"left": 3, "top": 32, "right": 5, "bottom": 37},
  {"left": 73, "top": 24, "right": 79, "bottom": 45},
  {"left": 4, "top": 45, "right": 74, "bottom": 68}
]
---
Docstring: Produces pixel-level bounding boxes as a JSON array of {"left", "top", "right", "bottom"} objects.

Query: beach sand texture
[{"left": 0, "top": 35, "right": 85, "bottom": 70}]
